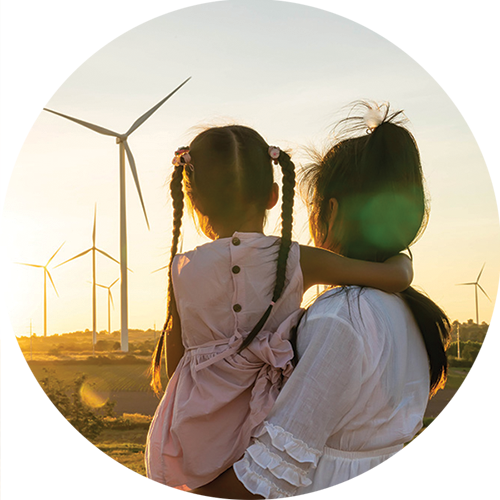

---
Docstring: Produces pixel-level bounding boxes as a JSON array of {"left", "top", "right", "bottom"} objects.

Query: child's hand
[{"left": 383, "top": 253, "right": 413, "bottom": 292}]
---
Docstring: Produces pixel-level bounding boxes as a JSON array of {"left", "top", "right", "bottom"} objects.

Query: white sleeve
[{"left": 234, "top": 311, "right": 365, "bottom": 498}]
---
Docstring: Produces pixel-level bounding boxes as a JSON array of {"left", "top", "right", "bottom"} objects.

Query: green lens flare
[{"left": 359, "top": 193, "right": 421, "bottom": 250}]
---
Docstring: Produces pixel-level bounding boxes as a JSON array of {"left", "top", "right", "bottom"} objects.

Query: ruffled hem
[
  {"left": 247, "top": 440, "right": 312, "bottom": 487},
  {"left": 255, "top": 422, "right": 322, "bottom": 466},
  {"left": 234, "top": 456, "right": 293, "bottom": 499}
]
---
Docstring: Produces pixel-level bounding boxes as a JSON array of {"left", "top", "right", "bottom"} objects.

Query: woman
[{"left": 193, "top": 102, "right": 450, "bottom": 498}]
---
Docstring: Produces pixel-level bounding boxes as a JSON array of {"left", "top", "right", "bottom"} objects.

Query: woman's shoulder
[{"left": 305, "top": 286, "right": 404, "bottom": 330}]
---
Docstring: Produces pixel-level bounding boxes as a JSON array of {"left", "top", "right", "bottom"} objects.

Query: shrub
[
  {"left": 105, "top": 413, "right": 153, "bottom": 430},
  {"left": 115, "top": 354, "right": 148, "bottom": 364},
  {"left": 48, "top": 347, "right": 61, "bottom": 356},
  {"left": 95, "top": 340, "right": 114, "bottom": 352},
  {"left": 448, "top": 357, "right": 473, "bottom": 368},
  {"left": 448, "top": 340, "right": 482, "bottom": 363},
  {"left": 39, "top": 369, "right": 116, "bottom": 440}
]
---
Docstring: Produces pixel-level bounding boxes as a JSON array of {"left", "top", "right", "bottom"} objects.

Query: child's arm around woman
[{"left": 300, "top": 245, "right": 412, "bottom": 293}]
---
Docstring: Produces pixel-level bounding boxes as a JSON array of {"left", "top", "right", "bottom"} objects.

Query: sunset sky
[{"left": 2, "top": 0, "right": 499, "bottom": 338}]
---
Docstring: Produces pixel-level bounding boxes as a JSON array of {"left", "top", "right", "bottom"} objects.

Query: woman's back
[
  {"left": 233, "top": 286, "right": 430, "bottom": 496},
  {"left": 295, "top": 287, "right": 429, "bottom": 452}
]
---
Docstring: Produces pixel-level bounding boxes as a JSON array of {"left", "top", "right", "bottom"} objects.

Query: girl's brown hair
[{"left": 151, "top": 125, "right": 296, "bottom": 393}]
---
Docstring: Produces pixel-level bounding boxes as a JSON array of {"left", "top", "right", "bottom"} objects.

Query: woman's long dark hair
[{"left": 302, "top": 101, "right": 450, "bottom": 398}]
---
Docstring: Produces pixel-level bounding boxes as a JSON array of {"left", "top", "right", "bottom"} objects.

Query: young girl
[{"left": 145, "top": 125, "right": 412, "bottom": 490}]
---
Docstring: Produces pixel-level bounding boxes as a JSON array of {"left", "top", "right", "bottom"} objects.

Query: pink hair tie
[
  {"left": 268, "top": 146, "right": 280, "bottom": 164},
  {"left": 270, "top": 300, "right": 276, "bottom": 306},
  {"left": 172, "top": 146, "right": 193, "bottom": 169}
]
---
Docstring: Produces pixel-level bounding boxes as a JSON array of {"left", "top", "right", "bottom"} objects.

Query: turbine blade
[
  {"left": 456, "top": 282, "right": 475, "bottom": 286},
  {"left": 110, "top": 278, "right": 120, "bottom": 287},
  {"left": 477, "top": 262, "right": 486, "bottom": 282},
  {"left": 96, "top": 283, "right": 107, "bottom": 289},
  {"left": 16, "top": 262, "right": 43, "bottom": 268},
  {"left": 95, "top": 248, "right": 120, "bottom": 265},
  {"left": 477, "top": 284, "right": 492, "bottom": 302},
  {"left": 46, "top": 269, "right": 59, "bottom": 297},
  {"left": 123, "top": 139, "right": 150, "bottom": 230},
  {"left": 109, "top": 290, "right": 114, "bottom": 309},
  {"left": 43, "top": 108, "right": 119, "bottom": 137},
  {"left": 124, "top": 77, "right": 192, "bottom": 136},
  {"left": 46, "top": 241, "right": 65, "bottom": 266},
  {"left": 93, "top": 204, "right": 97, "bottom": 245},
  {"left": 55, "top": 248, "right": 92, "bottom": 267},
  {"left": 152, "top": 265, "right": 168, "bottom": 274}
]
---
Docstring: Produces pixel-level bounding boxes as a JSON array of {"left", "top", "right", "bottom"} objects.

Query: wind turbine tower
[
  {"left": 457, "top": 263, "right": 491, "bottom": 324},
  {"left": 44, "top": 78, "right": 191, "bottom": 351},
  {"left": 56, "top": 206, "right": 119, "bottom": 353},
  {"left": 16, "top": 243, "right": 64, "bottom": 337},
  {"left": 96, "top": 278, "right": 119, "bottom": 335}
]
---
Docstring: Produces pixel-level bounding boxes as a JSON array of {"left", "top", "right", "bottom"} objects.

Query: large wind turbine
[
  {"left": 56, "top": 206, "right": 119, "bottom": 353},
  {"left": 96, "top": 278, "right": 119, "bottom": 335},
  {"left": 457, "top": 263, "right": 491, "bottom": 324},
  {"left": 44, "top": 77, "right": 191, "bottom": 352},
  {"left": 16, "top": 243, "right": 64, "bottom": 337}
]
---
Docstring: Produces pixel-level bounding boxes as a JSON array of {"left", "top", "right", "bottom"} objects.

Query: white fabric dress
[{"left": 234, "top": 287, "right": 430, "bottom": 497}]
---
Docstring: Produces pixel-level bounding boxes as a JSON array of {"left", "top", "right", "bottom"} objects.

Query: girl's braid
[
  {"left": 150, "top": 164, "right": 184, "bottom": 394},
  {"left": 271, "top": 150, "right": 295, "bottom": 302},
  {"left": 238, "top": 150, "right": 296, "bottom": 352}
]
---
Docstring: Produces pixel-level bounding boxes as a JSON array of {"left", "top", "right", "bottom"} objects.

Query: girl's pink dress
[{"left": 145, "top": 232, "right": 303, "bottom": 490}]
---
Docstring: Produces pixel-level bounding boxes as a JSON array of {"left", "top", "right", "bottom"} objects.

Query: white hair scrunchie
[{"left": 268, "top": 146, "right": 281, "bottom": 164}]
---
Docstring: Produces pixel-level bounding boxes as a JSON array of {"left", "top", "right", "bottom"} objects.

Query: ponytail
[
  {"left": 238, "top": 150, "right": 296, "bottom": 352},
  {"left": 150, "top": 164, "right": 184, "bottom": 394},
  {"left": 400, "top": 287, "right": 451, "bottom": 398}
]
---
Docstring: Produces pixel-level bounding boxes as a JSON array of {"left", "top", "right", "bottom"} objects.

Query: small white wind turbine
[
  {"left": 16, "top": 242, "right": 65, "bottom": 337},
  {"left": 44, "top": 77, "right": 191, "bottom": 352},
  {"left": 56, "top": 205, "right": 119, "bottom": 352},
  {"left": 457, "top": 263, "right": 491, "bottom": 324},
  {"left": 96, "top": 278, "right": 119, "bottom": 335}
]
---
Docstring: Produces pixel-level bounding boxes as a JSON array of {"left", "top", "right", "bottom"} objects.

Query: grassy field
[
  {"left": 446, "top": 368, "right": 500, "bottom": 389},
  {"left": 29, "top": 361, "right": 468, "bottom": 398},
  {"left": 29, "top": 362, "right": 153, "bottom": 392}
]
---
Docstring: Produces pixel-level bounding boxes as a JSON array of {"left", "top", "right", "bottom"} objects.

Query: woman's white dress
[{"left": 234, "top": 286, "right": 430, "bottom": 497}]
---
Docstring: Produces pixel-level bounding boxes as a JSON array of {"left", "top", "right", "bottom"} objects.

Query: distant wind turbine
[
  {"left": 457, "top": 263, "right": 491, "bottom": 324},
  {"left": 151, "top": 234, "right": 184, "bottom": 274},
  {"left": 56, "top": 205, "right": 119, "bottom": 352},
  {"left": 44, "top": 77, "right": 191, "bottom": 352},
  {"left": 16, "top": 242, "right": 64, "bottom": 337},
  {"left": 96, "top": 278, "right": 119, "bottom": 335}
]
